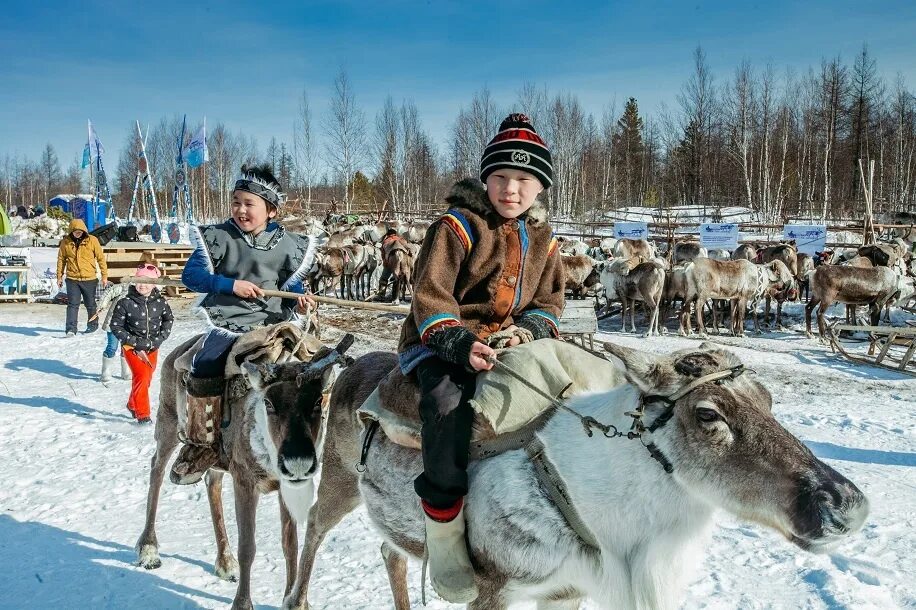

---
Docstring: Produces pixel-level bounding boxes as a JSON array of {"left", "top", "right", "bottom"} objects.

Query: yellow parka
[{"left": 56, "top": 219, "right": 108, "bottom": 283}]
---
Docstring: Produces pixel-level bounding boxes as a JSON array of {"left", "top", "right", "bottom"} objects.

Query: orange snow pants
[{"left": 124, "top": 348, "right": 159, "bottom": 419}]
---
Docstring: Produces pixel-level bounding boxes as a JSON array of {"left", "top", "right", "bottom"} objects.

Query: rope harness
[{"left": 356, "top": 350, "right": 747, "bottom": 553}]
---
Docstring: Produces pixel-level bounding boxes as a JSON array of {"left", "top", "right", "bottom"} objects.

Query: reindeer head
[
  {"left": 603, "top": 341, "right": 868, "bottom": 554},
  {"left": 242, "top": 334, "right": 355, "bottom": 487},
  {"left": 765, "top": 259, "right": 798, "bottom": 301}
]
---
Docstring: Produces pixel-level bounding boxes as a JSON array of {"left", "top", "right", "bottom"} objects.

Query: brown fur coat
[{"left": 398, "top": 179, "right": 565, "bottom": 373}]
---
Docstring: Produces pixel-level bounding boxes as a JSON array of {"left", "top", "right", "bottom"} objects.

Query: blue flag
[
  {"left": 81, "top": 143, "right": 90, "bottom": 169},
  {"left": 184, "top": 123, "right": 208, "bottom": 169}
]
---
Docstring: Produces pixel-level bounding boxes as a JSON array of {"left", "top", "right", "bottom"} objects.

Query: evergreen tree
[
  {"left": 349, "top": 171, "right": 375, "bottom": 210},
  {"left": 611, "top": 97, "right": 645, "bottom": 204},
  {"left": 39, "top": 143, "right": 62, "bottom": 201}
]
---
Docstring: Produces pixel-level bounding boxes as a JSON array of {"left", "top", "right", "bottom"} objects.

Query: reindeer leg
[
  {"left": 817, "top": 300, "right": 829, "bottom": 342},
  {"left": 136, "top": 412, "right": 180, "bottom": 570},
  {"left": 279, "top": 496, "right": 298, "bottom": 597},
  {"left": 207, "top": 470, "right": 239, "bottom": 581},
  {"left": 805, "top": 298, "right": 818, "bottom": 338},
  {"left": 469, "top": 589, "right": 508, "bottom": 610},
  {"left": 284, "top": 452, "right": 363, "bottom": 610},
  {"left": 231, "top": 482, "right": 260, "bottom": 610},
  {"left": 696, "top": 296, "right": 708, "bottom": 338},
  {"left": 381, "top": 542, "right": 411, "bottom": 610}
]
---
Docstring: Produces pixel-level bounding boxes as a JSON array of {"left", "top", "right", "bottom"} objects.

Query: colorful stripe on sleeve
[
  {"left": 521, "top": 309, "right": 560, "bottom": 336},
  {"left": 419, "top": 313, "right": 462, "bottom": 344},
  {"left": 440, "top": 209, "right": 475, "bottom": 255}
]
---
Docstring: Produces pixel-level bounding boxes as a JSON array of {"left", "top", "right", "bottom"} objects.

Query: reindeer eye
[
  {"left": 696, "top": 407, "right": 721, "bottom": 423},
  {"left": 264, "top": 399, "right": 276, "bottom": 415}
]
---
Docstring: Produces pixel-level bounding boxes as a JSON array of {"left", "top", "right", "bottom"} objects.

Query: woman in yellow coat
[{"left": 56, "top": 219, "right": 108, "bottom": 336}]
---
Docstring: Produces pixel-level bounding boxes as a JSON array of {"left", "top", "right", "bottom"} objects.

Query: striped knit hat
[{"left": 480, "top": 113, "right": 553, "bottom": 189}]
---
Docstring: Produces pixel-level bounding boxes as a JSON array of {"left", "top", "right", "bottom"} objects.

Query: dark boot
[{"left": 170, "top": 376, "right": 224, "bottom": 485}]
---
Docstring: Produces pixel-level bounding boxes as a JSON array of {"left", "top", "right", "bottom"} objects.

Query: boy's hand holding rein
[
  {"left": 469, "top": 341, "right": 496, "bottom": 371},
  {"left": 233, "top": 279, "right": 264, "bottom": 299}
]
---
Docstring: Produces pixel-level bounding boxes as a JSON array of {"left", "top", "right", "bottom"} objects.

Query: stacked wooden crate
[{"left": 104, "top": 242, "right": 193, "bottom": 294}]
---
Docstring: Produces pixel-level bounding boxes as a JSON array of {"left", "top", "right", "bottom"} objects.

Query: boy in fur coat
[
  {"left": 398, "top": 114, "right": 565, "bottom": 603},
  {"left": 173, "top": 164, "right": 317, "bottom": 484}
]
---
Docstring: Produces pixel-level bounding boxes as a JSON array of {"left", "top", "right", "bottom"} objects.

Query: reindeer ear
[
  {"left": 766, "top": 262, "right": 780, "bottom": 283},
  {"left": 241, "top": 361, "right": 263, "bottom": 390},
  {"left": 601, "top": 342, "right": 664, "bottom": 393}
]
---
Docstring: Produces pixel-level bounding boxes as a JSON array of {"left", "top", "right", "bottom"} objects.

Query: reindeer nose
[
  {"left": 807, "top": 464, "right": 869, "bottom": 538},
  {"left": 279, "top": 455, "right": 315, "bottom": 480}
]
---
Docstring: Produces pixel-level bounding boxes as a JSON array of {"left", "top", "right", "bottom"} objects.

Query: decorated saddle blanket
[
  {"left": 173, "top": 321, "right": 324, "bottom": 379},
  {"left": 358, "top": 339, "right": 626, "bottom": 457}
]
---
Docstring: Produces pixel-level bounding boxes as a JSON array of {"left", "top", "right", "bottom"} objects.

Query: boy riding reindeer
[
  {"left": 172, "top": 163, "right": 317, "bottom": 485},
  {"left": 398, "top": 113, "right": 565, "bottom": 603}
]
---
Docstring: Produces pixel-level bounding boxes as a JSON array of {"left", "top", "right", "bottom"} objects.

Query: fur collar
[{"left": 444, "top": 178, "right": 549, "bottom": 226}]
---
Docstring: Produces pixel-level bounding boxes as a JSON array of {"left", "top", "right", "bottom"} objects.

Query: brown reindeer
[
  {"left": 683, "top": 258, "right": 791, "bottom": 336},
  {"left": 731, "top": 243, "right": 757, "bottom": 261},
  {"left": 319, "top": 248, "right": 346, "bottom": 299},
  {"left": 382, "top": 235, "right": 413, "bottom": 305},
  {"left": 600, "top": 257, "right": 666, "bottom": 335},
  {"left": 670, "top": 240, "right": 707, "bottom": 264},
  {"left": 614, "top": 237, "right": 655, "bottom": 260},
  {"left": 283, "top": 342, "right": 867, "bottom": 610},
  {"left": 796, "top": 253, "right": 816, "bottom": 301},
  {"left": 136, "top": 329, "right": 354, "bottom": 610},
  {"left": 805, "top": 265, "right": 911, "bottom": 339},
  {"left": 561, "top": 254, "right": 600, "bottom": 300}
]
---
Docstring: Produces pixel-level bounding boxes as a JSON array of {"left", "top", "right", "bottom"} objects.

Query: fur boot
[
  {"left": 120, "top": 355, "right": 132, "bottom": 380},
  {"left": 424, "top": 503, "right": 478, "bottom": 603},
  {"left": 100, "top": 355, "right": 116, "bottom": 383}
]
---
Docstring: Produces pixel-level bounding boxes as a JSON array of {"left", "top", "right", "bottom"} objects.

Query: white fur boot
[
  {"left": 120, "top": 355, "right": 132, "bottom": 380},
  {"left": 100, "top": 355, "right": 116, "bottom": 383},
  {"left": 424, "top": 504, "right": 478, "bottom": 603}
]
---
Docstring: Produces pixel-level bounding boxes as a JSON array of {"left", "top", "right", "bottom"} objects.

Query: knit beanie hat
[
  {"left": 479, "top": 113, "right": 553, "bottom": 189},
  {"left": 135, "top": 262, "right": 161, "bottom": 279}
]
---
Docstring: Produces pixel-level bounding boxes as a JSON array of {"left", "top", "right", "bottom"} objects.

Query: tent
[{"left": 0, "top": 206, "right": 11, "bottom": 236}]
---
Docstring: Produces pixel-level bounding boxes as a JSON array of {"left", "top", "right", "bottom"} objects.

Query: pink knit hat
[{"left": 136, "top": 263, "right": 161, "bottom": 278}]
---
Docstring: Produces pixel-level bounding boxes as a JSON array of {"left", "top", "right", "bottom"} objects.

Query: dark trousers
[
  {"left": 413, "top": 357, "right": 477, "bottom": 509},
  {"left": 190, "top": 330, "right": 239, "bottom": 380},
  {"left": 65, "top": 279, "right": 98, "bottom": 333}
]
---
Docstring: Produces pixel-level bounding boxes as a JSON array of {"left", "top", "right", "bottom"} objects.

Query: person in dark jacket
[{"left": 109, "top": 261, "right": 174, "bottom": 423}]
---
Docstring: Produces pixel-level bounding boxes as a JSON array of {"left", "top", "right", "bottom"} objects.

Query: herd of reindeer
[{"left": 293, "top": 214, "right": 916, "bottom": 341}]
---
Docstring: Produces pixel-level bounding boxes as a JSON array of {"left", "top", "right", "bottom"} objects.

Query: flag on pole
[
  {"left": 184, "top": 120, "right": 209, "bottom": 168},
  {"left": 81, "top": 143, "right": 91, "bottom": 169},
  {"left": 89, "top": 120, "right": 105, "bottom": 157}
]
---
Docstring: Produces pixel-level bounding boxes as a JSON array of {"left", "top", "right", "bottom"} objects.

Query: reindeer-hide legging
[{"left": 413, "top": 357, "right": 478, "bottom": 509}]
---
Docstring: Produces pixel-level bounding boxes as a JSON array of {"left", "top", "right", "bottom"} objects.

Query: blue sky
[{"left": 2, "top": 0, "right": 915, "bottom": 170}]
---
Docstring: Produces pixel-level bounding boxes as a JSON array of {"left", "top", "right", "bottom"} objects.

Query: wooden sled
[{"left": 827, "top": 321, "right": 916, "bottom": 376}]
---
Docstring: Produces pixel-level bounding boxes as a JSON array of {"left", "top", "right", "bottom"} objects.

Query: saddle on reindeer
[
  {"left": 169, "top": 321, "right": 328, "bottom": 480},
  {"left": 357, "top": 338, "right": 626, "bottom": 522}
]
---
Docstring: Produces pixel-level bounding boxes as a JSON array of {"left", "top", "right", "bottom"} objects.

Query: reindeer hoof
[
  {"left": 282, "top": 594, "right": 309, "bottom": 610},
  {"left": 137, "top": 543, "right": 162, "bottom": 570},
  {"left": 214, "top": 554, "right": 239, "bottom": 582},
  {"left": 231, "top": 597, "right": 255, "bottom": 610}
]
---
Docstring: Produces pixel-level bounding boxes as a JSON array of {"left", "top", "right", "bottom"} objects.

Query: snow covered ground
[{"left": 0, "top": 298, "right": 914, "bottom": 609}]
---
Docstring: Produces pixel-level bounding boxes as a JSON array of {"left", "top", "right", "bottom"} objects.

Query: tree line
[{"left": 3, "top": 44, "right": 915, "bottom": 223}]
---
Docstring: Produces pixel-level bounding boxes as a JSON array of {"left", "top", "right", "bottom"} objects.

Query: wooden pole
[{"left": 123, "top": 276, "right": 411, "bottom": 315}]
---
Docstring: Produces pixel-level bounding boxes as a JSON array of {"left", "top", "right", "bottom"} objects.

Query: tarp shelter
[
  {"left": 0, "top": 206, "right": 11, "bottom": 236},
  {"left": 48, "top": 195, "right": 73, "bottom": 213},
  {"left": 50, "top": 195, "right": 109, "bottom": 231}
]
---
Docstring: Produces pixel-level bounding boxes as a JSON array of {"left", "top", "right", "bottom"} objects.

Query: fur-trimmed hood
[{"left": 444, "top": 178, "right": 549, "bottom": 226}]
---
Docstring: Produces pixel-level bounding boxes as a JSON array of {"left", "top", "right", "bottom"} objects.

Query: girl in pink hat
[{"left": 108, "top": 260, "right": 174, "bottom": 423}]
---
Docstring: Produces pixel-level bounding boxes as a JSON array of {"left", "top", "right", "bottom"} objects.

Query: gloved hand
[{"left": 485, "top": 325, "right": 535, "bottom": 349}]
